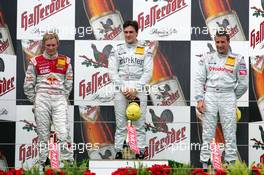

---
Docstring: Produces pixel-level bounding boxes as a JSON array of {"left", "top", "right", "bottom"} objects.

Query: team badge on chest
[
  {"left": 56, "top": 57, "right": 66, "bottom": 69},
  {"left": 225, "top": 56, "right": 236, "bottom": 67},
  {"left": 135, "top": 46, "right": 144, "bottom": 55}
]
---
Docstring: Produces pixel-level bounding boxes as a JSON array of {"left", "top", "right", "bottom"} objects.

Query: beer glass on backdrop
[
  {"left": 0, "top": 9, "right": 15, "bottom": 55},
  {"left": 251, "top": 55, "right": 264, "bottom": 121},
  {"left": 199, "top": 0, "right": 246, "bottom": 40},
  {"left": 148, "top": 41, "right": 186, "bottom": 106},
  {"left": 83, "top": 0, "right": 124, "bottom": 40},
  {"left": 21, "top": 40, "right": 42, "bottom": 72},
  {"left": 79, "top": 106, "right": 115, "bottom": 159}
]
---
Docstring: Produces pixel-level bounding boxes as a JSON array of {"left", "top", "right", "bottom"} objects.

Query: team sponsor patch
[
  {"left": 39, "top": 67, "right": 50, "bottom": 74},
  {"left": 47, "top": 75, "right": 59, "bottom": 85},
  {"left": 135, "top": 47, "right": 144, "bottom": 55},
  {"left": 239, "top": 63, "right": 246, "bottom": 70},
  {"left": 209, "top": 66, "right": 233, "bottom": 73},
  {"left": 239, "top": 70, "right": 247, "bottom": 75},
  {"left": 225, "top": 56, "right": 236, "bottom": 67},
  {"left": 57, "top": 57, "right": 66, "bottom": 68}
]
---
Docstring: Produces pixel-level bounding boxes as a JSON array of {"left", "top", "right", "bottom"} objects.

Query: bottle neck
[
  {"left": 85, "top": 0, "right": 115, "bottom": 18},
  {"left": 200, "top": 0, "right": 231, "bottom": 19}
]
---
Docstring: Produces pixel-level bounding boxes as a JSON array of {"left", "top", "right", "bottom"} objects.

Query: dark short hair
[
  {"left": 215, "top": 30, "right": 230, "bottom": 42},
  {"left": 123, "top": 20, "right": 139, "bottom": 33}
]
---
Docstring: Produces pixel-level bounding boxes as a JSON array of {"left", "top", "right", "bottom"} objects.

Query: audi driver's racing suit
[{"left": 24, "top": 51, "right": 74, "bottom": 165}]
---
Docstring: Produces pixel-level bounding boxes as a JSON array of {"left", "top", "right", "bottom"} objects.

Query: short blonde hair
[
  {"left": 42, "top": 32, "right": 59, "bottom": 44},
  {"left": 41, "top": 32, "right": 59, "bottom": 53}
]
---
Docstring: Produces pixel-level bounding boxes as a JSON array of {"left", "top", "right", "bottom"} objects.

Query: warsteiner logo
[{"left": 21, "top": 0, "right": 72, "bottom": 31}]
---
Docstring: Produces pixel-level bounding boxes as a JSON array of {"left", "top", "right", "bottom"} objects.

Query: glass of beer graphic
[
  {"left": 83, "top": 0, "right": 124, "bottom": 40},
  {"left": 251, "top": 55, "right": 264, "bottom": 121},
  {"left": 148, "top": 41, "right": 187, "bottom": 106},
  {"left": 0, "top": 9, "right": 15, "bottom": 55},
  {"left": 199, "top": 0, "right": 246, "bottom": 40},
  {"left": 79, "top": 105, "right": 116, "bottom": 159}
]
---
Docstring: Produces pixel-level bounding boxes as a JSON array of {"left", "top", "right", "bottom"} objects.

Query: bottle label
[
  {"left": 21, "top": 40, "right": 42, "bottom": 72},
  {"left": 90, "top": 11, "right": 124, "bottom": 40},
  {"left": 88, "top": 144, "right": 115, "bottom": 159},
  {"left": 21, "top": 40, "right": 42, "bottom": 58},
  {"left": 0, "top": 25, "right": 15, "bottom": 55},
  {"left": 251, "top": 55, "right": 264, "bottom": 72},
  {"left": 150, "top": 78, "right": 186, "bottom": 106},
  {"left": 207, "top": 12, "right": 245, "bottom": 41},
  {"left": 257, "top": 98, "right": 264, "bottom": 121}
]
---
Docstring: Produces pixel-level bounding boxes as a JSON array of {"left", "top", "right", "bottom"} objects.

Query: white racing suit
[
  {"left": 24, "top": 52, "right": 74, "bottom": 166},
  {"left": 108, "top": 41, "right": 153, "bottom": 152},
  {"left": 195, "top": 51, "right": 248, "bottom": 163}
]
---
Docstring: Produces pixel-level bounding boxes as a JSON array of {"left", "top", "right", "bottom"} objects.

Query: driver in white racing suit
[
  {"left": 108, "top": 20, "right": 153, "bottom": 159},
  {"left": 24, "top": 32, "right": 74, "bottom": 169},
  {"left": 195, "top": 31, "right": 248, "bottom": 168}
]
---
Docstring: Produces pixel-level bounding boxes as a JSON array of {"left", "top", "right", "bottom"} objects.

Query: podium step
[{"left": 89, "top": 160, "right": 168, "bottom": 175}]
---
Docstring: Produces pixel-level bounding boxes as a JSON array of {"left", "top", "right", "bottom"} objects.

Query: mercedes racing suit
[
  {"left": 195, "top": 51, "right": 248, "bottom": 163},
  {"left": 24, "top": 52, "right": 74, "bottom": 165},
  {"left": 108, "top": 41, "right": 153, "bottom": 152}
]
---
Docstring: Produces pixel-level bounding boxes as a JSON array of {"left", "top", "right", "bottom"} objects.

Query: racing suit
[
  {"left": 195, "top": 51, "right": 248, "bottom": 163},
  {"left": 108, "top": 41, "right": 153, "bottom": 152},
  {"left": 24, "top": 51, "right": 74, "bottom": 166}
]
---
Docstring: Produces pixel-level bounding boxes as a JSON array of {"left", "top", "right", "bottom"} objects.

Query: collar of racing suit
[
  {"left": 217, "top": 50, "right": 231, "bottom": 58},
  {"left": 125, "top": 40, "right": 138, "bottom": 48},
  {"left": 42, "top": 51, "right": 58, "bottom": 60}
]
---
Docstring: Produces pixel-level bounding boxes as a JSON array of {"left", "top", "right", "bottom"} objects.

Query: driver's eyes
[{"left": 46, "top": 44, "right": 56, "bottom": 47}]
